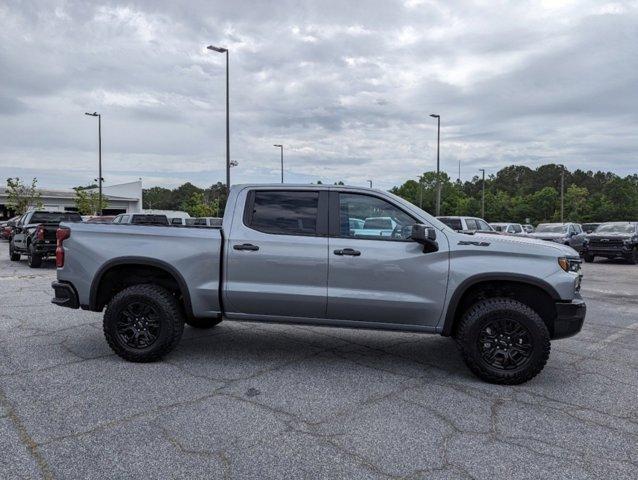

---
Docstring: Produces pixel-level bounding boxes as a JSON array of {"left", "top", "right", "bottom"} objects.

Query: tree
[
  {"left": 5, "top": 177, "right": 43, "bottom": 214},
  {"left": 180, "top": 192, "right": 216, "bottom": 217},
  {"left": 73, "top": 187, "right": 108, "bottom": 215},
  {"left": 143, "top": 186, "right": 172, "bottom": 210}
]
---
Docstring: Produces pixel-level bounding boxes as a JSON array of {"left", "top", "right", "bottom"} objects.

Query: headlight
[{"left": 558, "top": 256, "right": 581, "bottom": 273}]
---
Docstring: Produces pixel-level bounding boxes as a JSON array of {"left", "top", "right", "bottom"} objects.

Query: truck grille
[{"left": 589, "top": 238, "right": 623, "bottom": 249}]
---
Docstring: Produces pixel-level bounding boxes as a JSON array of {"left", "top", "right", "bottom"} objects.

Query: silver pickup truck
[{"left": 51, "top": 184, "right": 585, "bottom": 384}]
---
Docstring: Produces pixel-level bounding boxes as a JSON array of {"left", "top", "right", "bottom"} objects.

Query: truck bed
[{"left": 57, "top": 222, "right": 223, "bottom": 318}]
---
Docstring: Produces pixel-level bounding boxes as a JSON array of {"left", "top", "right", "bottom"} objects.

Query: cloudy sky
[{"left": 1, "top": 0, "right": 637, "bottom": 191}]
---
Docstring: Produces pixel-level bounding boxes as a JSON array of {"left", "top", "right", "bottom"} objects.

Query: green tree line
[
  {"left": 143, "top": 182, "right": 226, "bottom": 217},
  {"left": 391, "top": 164, "right": 638, "bottom": 223}
]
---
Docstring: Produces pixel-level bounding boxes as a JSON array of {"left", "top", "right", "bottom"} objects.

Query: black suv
[{"left": 583, "top": 222, "right": 638, "bottom": 264}]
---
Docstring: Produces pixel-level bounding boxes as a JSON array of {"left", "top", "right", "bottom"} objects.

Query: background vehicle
[
  {"left": 10, "top": 210, "right": 82, "bottom": 267},
  {"left": 529, "top": 223, "right": 587, "bottom": 253},
  {"left": 522, "top": 224, "right": 535, "bottom": 234},
  {"left": 490, "top": 223, "right": 527, "bottom": 235},
  {"left": 437, "top": 216, "right": 496, "bottom": 234},
  {"left": 185, "top": 217, "right": 223, "bottom": 227},
  {"left": 582, "top": 222, "right": 638, "bottom": 264},
  {"left": 1, "top": 215, "right": 20, "bottom": 240},
  {"left": 112, "top": 213, "right": 169, "bottom": 225},
  {"left": 53, "top": 185, "right": 585, "bottom": 385},
  {"left": 582, "top": 223, "right": 601, "bottom": 234}
]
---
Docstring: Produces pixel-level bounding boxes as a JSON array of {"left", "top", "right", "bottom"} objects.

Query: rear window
[
  {"left": 248, "top": 191, "right": 318, "bottom": 235},
  {"left": 131, "top": 215, "right": 169, "bottom": 225},
  {"left": 30, "top": 212, "right": 82, "bottom": 223},
  {"left": 439, "top": 218, "right": 462, "bottom": 231}
]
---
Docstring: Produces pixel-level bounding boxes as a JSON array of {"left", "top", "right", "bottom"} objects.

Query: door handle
[
  {"left": 233, "top": 243, "right": 260, "bottom": 251},
  {"left": 334, "top": 248, "right": 361, "bottom": 256}
]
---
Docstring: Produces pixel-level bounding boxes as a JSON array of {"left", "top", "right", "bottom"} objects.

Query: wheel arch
[
  {"left": 440, "top": 274, "right": 561, "bottom": 337},
  {"left": 89, "top": 257, "right": 194, "bottom": 318}
]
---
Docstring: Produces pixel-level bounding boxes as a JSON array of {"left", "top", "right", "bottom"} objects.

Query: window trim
[
  {"left": 242, "top": 189, "right": 329, "bottom": 237},
  {"left": 329, "top": 191, "right": 420, "bottom": 243}
]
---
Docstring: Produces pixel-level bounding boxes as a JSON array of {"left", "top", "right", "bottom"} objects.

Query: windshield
[
  {"left": 536, "top": 224, "right": 567, "bottom": 233},
  {"left": 595, "top": 223, "right": 636, "bottom": 234},
  {"left": 30, "top": 212, "right": 82, "bottom": 223}
]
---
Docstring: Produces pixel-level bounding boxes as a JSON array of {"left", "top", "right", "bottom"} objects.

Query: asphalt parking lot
[{"left": 1, "top": 240, "right": 637, "bottom": 480}]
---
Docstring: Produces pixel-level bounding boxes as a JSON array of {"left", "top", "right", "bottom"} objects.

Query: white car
[
  {"left": 437, "top": 216, "right": 495, "bottom": 234},
  {"left": 490, "top": 223, "right": 527, "bottom": 235}
]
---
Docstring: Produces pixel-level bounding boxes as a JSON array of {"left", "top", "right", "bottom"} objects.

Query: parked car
[
  {"left": 437, "top": 216, "right": 496, "bottom": 234},
  {"left": 522, "top": 224, "right": 535, "bottom": 234},
  {"left": 185, "top": 217, "right": 223, "bottom": 227},
  {"left": 10, "top": 210, "right": 82, "bottom": 267},
  {"left": 582, "top": 222, "right": 638, "bottom": 264},
  {"left": 490, "top": 223, "right": 527, "bottom": 235},
  {"left": 581, "top": 223, "right": 601, "bottom": 234},
  {"left": 528, "top": 223, "right": 587, "bottom": 253},
  {"left": 85, "top": 215, "right": 116, "bottom": 224},
  {"left": 1, "top": 215, "right": 20, "bottom": 240},
  {"left": 112, "top": 213, "right": 169, "bottom": 225},
  {"left": 52, "top": 185, "right": 585, "bottom": 385}
]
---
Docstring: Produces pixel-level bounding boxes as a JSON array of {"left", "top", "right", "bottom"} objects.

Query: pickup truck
[
  {"left": 10, "top": 210, "right": 82, "bottom": 267},
  {"left": 51, "top": 185, "right": 586, "bottom": 384},
  {"left": 582, "top": 221, "right": 638, "bottom": 264}
]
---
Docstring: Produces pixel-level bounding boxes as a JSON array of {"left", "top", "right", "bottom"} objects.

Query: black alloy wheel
[
  {"left": 116, "top": 301, "right": 162, "bottom": 349},
  {"left": 477, "top": 318, "right": 533, "bottom": 370}
]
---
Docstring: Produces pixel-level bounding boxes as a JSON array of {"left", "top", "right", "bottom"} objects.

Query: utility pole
[
  {"left": 458, "top": 159, "right": 461, "bottom": 183},
  {"left": 560, "top": 166, "right": 565, "bottom": 223},
  {"left": 430, "top": 114, "right": 441, "bottom": 216},
  {"left": 481, "top": 169, "right": 486, "bottom": 218},
  {"left": 207, "top": 45, "right": 231, "bottom": 191},
  {"left": 273, "top": 144, "right": 284, "bottom": 183},
  {"left": 84, "top": 112, "right": 103, "bottom": 215}
]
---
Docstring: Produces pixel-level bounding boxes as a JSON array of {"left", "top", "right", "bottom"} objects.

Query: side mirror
[{"left": 411, "top": 224, "right": 438, "bottom": 252}]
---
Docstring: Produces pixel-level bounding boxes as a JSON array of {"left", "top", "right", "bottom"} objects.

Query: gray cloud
[{"left": 0, "top": 0, "right": 636, "bottom": 190}]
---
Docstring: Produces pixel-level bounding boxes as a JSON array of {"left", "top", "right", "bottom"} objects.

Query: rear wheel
[
  {"left": 454, "top": 297, "right": 550, "bottom": 385},
  {"left": 185, "top": 317, "right": 223, "bottom": 329},
  {"left": 27, "top": 245, "right": 42, "bottom": 268},
  {"left": 9, "top": 242, "right": 20, "bottom": 261},
  {"left": 103, "top": 284, "right": 185, "bottom": 362}
]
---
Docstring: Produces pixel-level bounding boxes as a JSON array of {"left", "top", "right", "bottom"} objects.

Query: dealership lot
[{"left": 0, "top": 242, "right": 636, "bottom": 480}]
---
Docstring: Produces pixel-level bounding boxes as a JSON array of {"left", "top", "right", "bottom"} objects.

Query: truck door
[
  {"left": 12, "top": 213, "right": 28, "bottom": 251},
  {"left": 223, "top": 189, "right": 329, "bottom": 319},
  {"left": 327, "top": 191, "right": 449, "bottom": 327}
]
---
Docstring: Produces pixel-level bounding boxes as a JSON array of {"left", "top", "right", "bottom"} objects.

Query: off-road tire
[
  {"left": 185, "top": 317, "right": 223, "bottom": 329},
  {"left": 103, "top": 284, "right": 185, "bottom": 362},
  {"left": 454, "top": 297, "right": 551, "bottom": 385},
  {"left": 627, "top": 247, "right": 638, "bottom": 265},
  {"left": 583, "top": 252, "right": 594, "bottom": 263},
  {"left": 27, "top": 245, "right": 42, "bottom": 268},
  {"left": 9, "top": 242, "right": 20, "bottom": 261}
]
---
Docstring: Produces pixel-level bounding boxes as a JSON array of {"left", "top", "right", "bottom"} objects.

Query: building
[{"left": 0, "top": 180, "right": 143, "bottom": 218}]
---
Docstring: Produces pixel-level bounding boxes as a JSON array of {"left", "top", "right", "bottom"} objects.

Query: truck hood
[{"left": 463, "top": 231, "right": 577, "bottom": 256}]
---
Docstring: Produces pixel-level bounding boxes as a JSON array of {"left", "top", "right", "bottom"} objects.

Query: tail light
[
  {"left": 56, "top": 227, "right": 70, "bottom": 268},
  {"left": 36, "top": 224, "right": 45, "bottom": 241}
]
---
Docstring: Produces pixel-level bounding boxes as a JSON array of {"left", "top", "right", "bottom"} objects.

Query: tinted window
[
  {"left": 511, "top": 224, "right": 523, "bottom": 233},
  {"left": 171, "top": 218, "right": 182, "bottom": 225},
  {"left": 131, "top": 215, "right": 167, "bottom": 225},
  {"left": 121, "top": 215, "right": 130, "bottom": 223},
  {"left": 439, "top": 217, "right": 462, "bottom": 231},
  {"left": 492, "top": 225, "right": 504, "bottom": 232},
  {"left": 477, "top": 220, "right": 492, "bottom": 231},
  {"left": 249, "top": 191, "right": 318, "bottom": 235},
  {"left": 339, "top": 193, "right": 415, "bottom": 240},
  {"left": 465, "top": 219, "right": 478, "bottom": 230},
  {"left": 30, "top": 212, "right": 82, "bottom": 223}
]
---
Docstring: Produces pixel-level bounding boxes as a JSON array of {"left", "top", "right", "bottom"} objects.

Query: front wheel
[
  {"left": 103, "top": 284, "right": 185, "bottom": 362},
  {"left": 583, "top": 252, "right": 594, "bottom": 263},
  {"left": 9, "top": 242, "right": 20, "bottom": 261},
  {"left": 454, "top": 298, "right": 550, "bottom": 385},
  {"left": 627, "top": 247, "right": 638, "bottom": 265}
]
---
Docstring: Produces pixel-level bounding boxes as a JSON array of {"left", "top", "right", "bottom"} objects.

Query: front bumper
[
  {"left": 583, "top": 245, "right": 633, "bottom": 257},
  {"left": 553, "top": 296, "right": 586, "bottom": 339},
  {"left": 51, "top": 281, "right": 79, "bottom": 309}
]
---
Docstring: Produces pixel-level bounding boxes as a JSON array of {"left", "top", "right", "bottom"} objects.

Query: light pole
[
  {"left": 367, "top": 180, "right": 372, "bottom": 188},
  {"left": 430, "top": 114, "right": 441, "bottom": 216},
  {"left": 560, "top": 166, "right": 565, "bottom": 223},
  {"left": 479, "top": 169, "right": 486, "bottom": 219},
  {"left": 207, "top": 45, "right": 230, "bottom": 192},
  {"left": 84, "top": 112, "right": 103, "bottom": 215},
  {"left": 273, "top": 144, "right": 284, "bottom": 183}
]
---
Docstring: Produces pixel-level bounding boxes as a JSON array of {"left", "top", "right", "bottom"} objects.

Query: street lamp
[
  {"left": 430, "top": 114, "right": 441, "bottom": 216},
  {"left": 479, "top": 168, "right": 486, "bottom": 219},
  {"left": 84, "top": 112, "right": 103, "bottom": 215},
  {"left": 207, "top": 45, "right": 231, "bottom": 192},
  {"left": 273, "top": 144, "right": 284, "bottom": 183}
]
